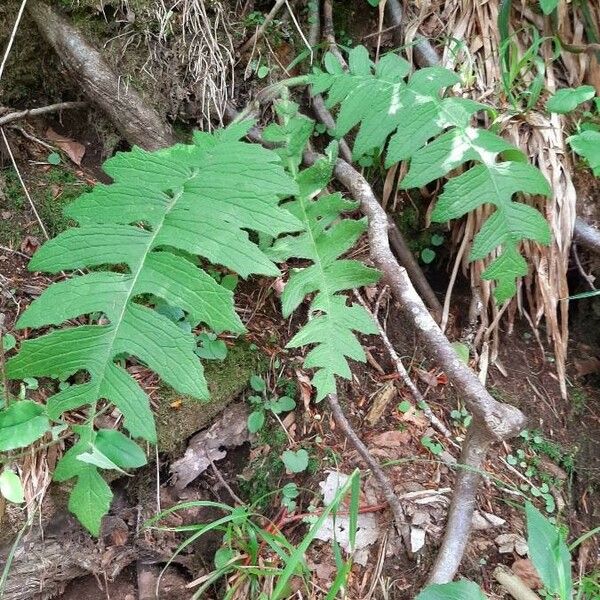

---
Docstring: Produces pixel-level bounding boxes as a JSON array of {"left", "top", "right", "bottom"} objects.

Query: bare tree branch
[
  {"left": 0, "top": 102, "right": 87, "bottom": 127},
  {"left": 304, "top": 152, "right": 526, "bottom": 584},
  {"left": 574, "top": 217, "right": 600, "bottom": 255}
]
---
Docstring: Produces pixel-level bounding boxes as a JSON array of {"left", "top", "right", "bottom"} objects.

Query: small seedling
[
  {"left": 281, "top": 482, "right": 299, "bottom": 512},
  {"left": 450, "top": 406, "right": 472, "bottom": 428},
  {"left": 246, "top": 375, "right": 296, "bottom": 433}
]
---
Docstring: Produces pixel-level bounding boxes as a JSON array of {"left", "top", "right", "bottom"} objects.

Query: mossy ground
[
  {"left": 0, "top": 164, "right": 91, "bottom": 247},
  {"left": 155, "top": 342, "right": 263, "bottom": 454}
]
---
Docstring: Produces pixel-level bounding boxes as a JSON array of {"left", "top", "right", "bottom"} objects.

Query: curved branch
[
  {"left": 574, "top": 217, "right": 600, "bottom": 255},
  {"left": 305, "top": 152, "right": 526, "bottom": 583}
]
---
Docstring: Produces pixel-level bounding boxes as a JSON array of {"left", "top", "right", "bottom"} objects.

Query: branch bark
[
  {"left": 26, "top": 0, "right": 174, "bottom": 151},
  {"left": 0, "top": 101, "right": 87, "bottom": 127},
  {"left": 574, "top": 217, "right": 600, "bottom": 255},
  {"left": 304, "top": 151, "right": 527, "bottom": 584}
]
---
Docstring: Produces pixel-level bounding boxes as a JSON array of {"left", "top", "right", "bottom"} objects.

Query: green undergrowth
[
  {"left": 156, "top": 342, "right": 261, "bottom": 454},
  {"left": 0, "top": 166, "right": 91, "bottom": 246}
]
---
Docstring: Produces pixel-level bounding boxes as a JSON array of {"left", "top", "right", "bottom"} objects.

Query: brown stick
[
  {"left": 326, "top": 393, "right": 412, "bottom": 553},
  {"left": 387, "top": 217, "right": 443, "bottom": 318},
  {"left": 238, "top": 0, "right": 287, "bottom": 56},
  {"left": 26, "top": 0, "right": 174, "bottom": 151},
  {"left": 0, "top": 101, "right": 87, "bottom": 127},
  {"left": 384, "top": 0, "right": 441, "bottom": 68},
  {"left": 574, "top": 217, "right": 600, "bottom": 255},
  {"left": 303, "top": 152, "right": 526, "bottom": 583}
]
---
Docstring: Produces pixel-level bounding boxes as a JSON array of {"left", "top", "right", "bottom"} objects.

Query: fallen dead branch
[
  {"left": 326, "top": 392, "right": 412, "bottom": 554},
  {"left": 0, "top": 101, "right": 87, "bottom": 127},
  {"left": 574, "top": 217, "right": 600, "bottom": 255},
  {"left": 305, "top": 151, "right": 527, "bottom": 584},
  {"left": 26, "top": 0, "right": 174, "bottom": 150},
  {"left": 493, "top": 566, "right": 542, "bottom": 600}
]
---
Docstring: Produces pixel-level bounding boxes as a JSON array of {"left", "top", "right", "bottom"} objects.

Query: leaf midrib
[{"left": 84, "top": 188, "right": 183, "bottom": 426}]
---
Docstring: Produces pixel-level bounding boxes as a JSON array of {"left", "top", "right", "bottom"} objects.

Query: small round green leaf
[
  {"left": 2, "top": 334, "right": 16, "bottom": 352},
  {"left": 420, "top": 248, "right": 436, "bottom": 264},
  {"left": 430, "top": 233, "right": 445, "bottom": 247},
  {"left": 281, "top": 449, "right": 309, "bottom": 473},
  {"left": 0, "top": 470, "right": 24, "bottom": 503},
  {"left": 47, "top": 152, "right": 61, "bottom": 165},
  {"left": 247, "top": 410, "right": 265, "bottom": 433}
]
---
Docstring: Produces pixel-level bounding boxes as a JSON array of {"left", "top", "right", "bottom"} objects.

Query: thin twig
[
  {"left": 571, "top": 243, "right": 596, "bottom": 290},
  {"left": 353, "top": 290, "right": 454, "bottom": 440},
  {"left": 0, "top": 0, "right": 28, "bottom": 83},
  {"left": 0, "top": 101, "right": 87, "bottom": 127},
  {"left": 206, "top": 450, "right": 245, "bottom": 506},
  {"left": 327, "top": 393, "right": 412, "bottom": 554},
  {"left": 0, "top": 245, "right": 30, "bottom": 259},
  {"left": 284, "top": 0, "right": 313, "bottom": 64},
  {"left": 238, "top": 0, "right": 286, "bottom": 56},
  {"left": 1, "top": 128, "right": 49, "bottom": 240}
]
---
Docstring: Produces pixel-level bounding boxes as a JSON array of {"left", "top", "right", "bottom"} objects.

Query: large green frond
[
  {"left": 265, "top": 101, "right": 380, "bottom": 400},
  {"left": 310, "top": 46, "right": 551, "bottom": 301},
  {"left": 6, "top": 121, "right": 299, "bottom": 533}
]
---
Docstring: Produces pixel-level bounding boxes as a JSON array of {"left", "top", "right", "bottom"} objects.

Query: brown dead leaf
[
  {"left": 1, "top": 211, "right": 12, "bottom": 220},
  {"left": 295, "top": 369, "right": 313, "bottom": 410},
  {"left": 46, "top": 127, "right": 86, "bottom": 166},
  {"left": 366, "top": 383, "right": 397, "bottom": 426},
  {"left": 20, "top": 235, "right": 40, "bottom": 256},
  {"left": 400, "top": 405, "right": 428, "bottom": 428},
  {"left": 371, "top": 430, "right": 411, "bottom": 448},
  {"left": 272, "top": 277, "right": 286, "bottom": 297},
  {"left": 511, "top": 559, "right": 542, "bottom": 590},
  {"left": 415, "top": 368, "right": 439, "bottom": 387}
]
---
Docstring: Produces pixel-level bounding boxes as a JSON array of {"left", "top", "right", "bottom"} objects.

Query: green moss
[
  {"left": 569, "top": 386, "right": 589, "bottom": 417},
  {"left": 156, "top": 342, "right": 261, "bottom": 454},
  {"left": 0, "top": 166, "right": 91, "bottom": 246}
]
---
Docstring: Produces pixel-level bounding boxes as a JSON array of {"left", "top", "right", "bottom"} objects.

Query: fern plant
[
  {"left": 262, "top": 99, "right": 380, "bottom": 400},
  {"left": 4, "top": 121, "right": 300, "bottom": 533},
  {"left": 310, "top": 46, "right": 552, "bottom": 301}
]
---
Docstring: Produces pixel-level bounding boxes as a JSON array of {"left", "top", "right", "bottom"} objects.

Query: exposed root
[
  {"left": 306, "top": 152, "right": 527, "bottom": 584},
  {"left": 27, "top": 0, "right": 174, "bottom": 150},
  {"left": 574, "top": 217, "right": 600, "bottom": 255}
]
